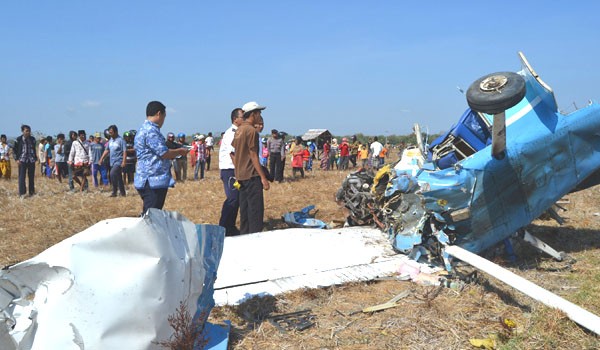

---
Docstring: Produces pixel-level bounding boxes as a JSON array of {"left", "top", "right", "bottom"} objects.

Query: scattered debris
[
  {"left": 469, "top": 336, "right": 497, "bottom": 349},
  {"left": 358, "top": 290, "right": 411, "bottom": 313},
  {"left": 445, "top": 244, "right": 600, "bottom": 336},
  {"left": 282, "top": 205, "right": 329, "bottom": 228},
  {"left": 267, "top": 309, "right": 316, "bottom": 333}
]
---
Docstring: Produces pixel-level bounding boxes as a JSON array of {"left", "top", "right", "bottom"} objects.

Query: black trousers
[
  {"left": 269, "top": 152, "right": 283, "bottom": 182},
  {"left": 280, "top": 158, "right": 286, "bottom": 180},
  {"left": 18, "top": 161, "right": 35, "bottom": 195},
  {"left": 137, "top": 180, "right": 168, "bottom": 216},
  {"left": 238, "top": 176, "right": 264, "bottom": 234},
  {"left": 350, "top": 154, "right": 357, "bottom": 167}
]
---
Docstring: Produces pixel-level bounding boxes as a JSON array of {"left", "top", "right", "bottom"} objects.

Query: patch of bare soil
[{"left": 1, "top": 157, "right": 599, "bottom": 349}]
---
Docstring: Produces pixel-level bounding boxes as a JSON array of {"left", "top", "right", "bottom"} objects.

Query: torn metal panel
[{"left": 0, "top": 209, "right": 225, "bottom": 350}]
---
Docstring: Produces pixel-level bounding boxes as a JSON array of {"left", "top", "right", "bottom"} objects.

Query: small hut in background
[
  {"left": 301, "top": 129, "right": 333, "bottom": 150},
  {"left": 300, "top": 129, "right": 333, "bottom": 160}
]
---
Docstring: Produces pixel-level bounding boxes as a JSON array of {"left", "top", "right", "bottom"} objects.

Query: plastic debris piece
[
  {"left": 412, "top": 272, "right": 442, "bottom": 287},
  {"left": 397, "top": 260, "right": 422, "bottom": 280},
  {"left": 469, "top": 337, "right": 496, "bottom": 349},
  {"left": 502, "top": 318, "right": 516, "bottom": 330},
  {"left": 282, "top": 205, "right": 329, "bottom": 229}
]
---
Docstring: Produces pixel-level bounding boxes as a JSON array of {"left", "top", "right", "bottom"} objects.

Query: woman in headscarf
[{"left": 329, "top": 138, "right": 339, "bottom": 170}]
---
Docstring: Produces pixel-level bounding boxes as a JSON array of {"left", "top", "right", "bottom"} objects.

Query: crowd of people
[
  {"left": 1, "top": 100, "right": 393, "bottom": 236},
  {"left": 2, "top": 126, "right": 143, "bottom": 197},
  {"left": 255, "top": 131, "right": 392, "bottom": 181}
]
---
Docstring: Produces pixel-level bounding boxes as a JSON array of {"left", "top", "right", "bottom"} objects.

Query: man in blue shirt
[
  {"left": 134, "top": 101, "right": 189, "bottom": 215},
  {"left": 99, "top": 125, "right": 127, "bottom": 197}
]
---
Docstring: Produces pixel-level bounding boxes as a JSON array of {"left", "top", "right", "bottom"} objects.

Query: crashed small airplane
[{"left": 338, "top": 51, "right": 600, "bottom": 269}]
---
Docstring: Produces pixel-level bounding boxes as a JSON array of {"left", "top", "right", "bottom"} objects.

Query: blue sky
[{"left": 2, "top": 1, "right": 599, "bottom": 138}]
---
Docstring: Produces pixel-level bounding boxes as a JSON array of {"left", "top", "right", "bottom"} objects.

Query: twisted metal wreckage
[
  {"left": 336, "top": 52, "right": 600, "bottom": 334},
  {"left": 338, "top": 51, "right": 600, "bottom": 269}
]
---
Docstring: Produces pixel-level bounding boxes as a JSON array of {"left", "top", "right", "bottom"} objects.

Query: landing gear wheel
[{"left": 466, "top": 71, "right": 526, "bottom": 115}]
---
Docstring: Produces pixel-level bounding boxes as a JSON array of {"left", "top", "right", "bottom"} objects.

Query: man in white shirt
[
  {"left": 370, "top": 136, "right": 384, "bottom": 169},
  {"left": 218, "top": 108, "right": 244, "bottom": 236},
  {"left": 205, "top": 132, "right": 214, "bottom": 171}
]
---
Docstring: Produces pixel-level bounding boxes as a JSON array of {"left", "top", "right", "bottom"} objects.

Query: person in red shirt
[{"left": 339, "top": 137, "right": 350, "bottom": 170}]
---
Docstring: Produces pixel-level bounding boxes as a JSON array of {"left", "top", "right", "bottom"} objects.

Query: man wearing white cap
[{"left": 232, "top": 101, "right": 270, "bottom": 234}]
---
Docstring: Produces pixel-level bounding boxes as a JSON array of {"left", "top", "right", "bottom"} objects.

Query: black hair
[
  {"left": 108, "top": 125, "right": 118, "bottom": 135},
  {"left": 271, "top": 129, "right": 278, "bottom": 134},
  {"left": 146, "top": 101, "right": 166, "bottom": 117},
  {"left": 69, "top": 130, "right": 77, "bottom": 139},
  {"left": 46, "top": 135, "right": 53, "bottom": 143},
  {"left": 57, "top": 133, "right": 65, "bottom": 140},
  {"left": 208, "top": 132, "right": 212, "bottom": 136},
  {"left": 21, "top": 125, "right": 31, "bottom": 132},
  {"left": 78, "top": 130, "right": 86, "bottom": 136},
  {"left": 373, "top": 136, "right": 378, "bottom": 141},
  {"left": 230, "top": 108, "right": 243, "bottom": 123},
  {"left": 1, "top": 134, "right": 6, "bottom": 139},
  {"left": 296, "top": 136, "right": 302, "bottom": 144}
]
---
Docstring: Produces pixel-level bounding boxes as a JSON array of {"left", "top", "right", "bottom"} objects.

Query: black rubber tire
[{"left": 466, "top": 71, "right": 526, "bottom": 115}]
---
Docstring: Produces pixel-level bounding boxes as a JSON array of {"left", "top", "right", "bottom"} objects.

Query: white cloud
[{"left": 81, "top": 100, "right": 101, "bottom": 108}]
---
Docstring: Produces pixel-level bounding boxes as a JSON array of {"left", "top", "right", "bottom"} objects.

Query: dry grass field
[{"left": 1, "top": 155, "right": 600, "bottom": 349}]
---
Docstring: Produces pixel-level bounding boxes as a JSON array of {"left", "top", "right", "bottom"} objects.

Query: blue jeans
[
  {"left": 91, "top": 163, "right": 109, "bottom": 187},
  {"left": 218, "top": 169, "right": 239, "bottom": 236},
  {"left": 194, "top": 160, "right": 205, "bottom": 180}
]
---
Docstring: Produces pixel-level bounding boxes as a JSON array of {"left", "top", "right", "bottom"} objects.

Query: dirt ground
[{"left": 1, "top": 157, "right": 599, "bottom": 349}]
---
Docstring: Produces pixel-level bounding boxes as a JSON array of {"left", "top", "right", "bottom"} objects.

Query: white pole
[{"left": 444, "top": 245, "right": 600, "bottom": 335}]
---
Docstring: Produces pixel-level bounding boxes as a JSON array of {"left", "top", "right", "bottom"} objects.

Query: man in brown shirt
[{"left": 232, "top": 101, "right": 270, "bottom": 234}]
